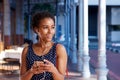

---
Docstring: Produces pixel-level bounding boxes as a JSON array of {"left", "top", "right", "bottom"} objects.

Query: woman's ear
[
  {"left": 34, "top": 28, "right": 39, "bottom": 34},
  {"left": 34, "top": 27, "right": 41, "bottom": 38},
  {"left": 36, "top": 30, "right": 39, "bottom": 34}
]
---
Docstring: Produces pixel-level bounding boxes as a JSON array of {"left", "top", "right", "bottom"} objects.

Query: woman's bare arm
[
  {"left": 20, "top": 47, "right": 34, "bottom": 80},
  {"left": 52, "top": 44, "right": 68, "bottom": 80}
]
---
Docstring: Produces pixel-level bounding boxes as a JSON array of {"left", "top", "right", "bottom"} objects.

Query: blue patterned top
[{"left": 26, "top": 43, "right": 57, "bottom": 80}]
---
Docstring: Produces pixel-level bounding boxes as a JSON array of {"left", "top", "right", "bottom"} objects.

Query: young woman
[{"left": 20, "top": 11, "right": 67, "bottom": 80}]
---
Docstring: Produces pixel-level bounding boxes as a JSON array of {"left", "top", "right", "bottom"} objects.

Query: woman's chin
[{"left": 46, "top": 39, "right": 52, "bottom": 42}]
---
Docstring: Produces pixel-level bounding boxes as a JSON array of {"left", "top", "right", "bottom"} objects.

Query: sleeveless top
[{"left": 26, "top": 43, "right": 57, "bottom": 80}]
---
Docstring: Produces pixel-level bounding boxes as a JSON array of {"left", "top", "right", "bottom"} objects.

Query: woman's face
[{"left": 37, "top": 18, "right": 55, "bottom": 42}]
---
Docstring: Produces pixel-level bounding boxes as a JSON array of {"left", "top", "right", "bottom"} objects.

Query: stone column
[
  {"left": 65, "top": 0, "right": 70, "bottom": 57},
  {"left": 70, "top": 4, "right": 77, "bottom": 64},
  {"left": 82, "top": 0, "right": 91, "bottom": 78},
  {"left": 96, "top": 0, "right": 108, "bottom": 80},
  {"left": 3, "top": 0, "right": 11, "bottom": 48},
  {"left": 16, "top": 0, "right": 24, "bottom": 45},
  {"left": 64, "top": 2, "right": 68, "bottom": 56},
  {"left": 78, "top": 0, "right": 84, "bottom": 72},
  {"left": 64, "top": 0, "right": 69, "bottom": 56}
]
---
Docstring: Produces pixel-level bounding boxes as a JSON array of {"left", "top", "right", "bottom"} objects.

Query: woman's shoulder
[
  {"left": 55, "top": 43, "right": 67, "bottom": 58},
  {"left": 22, "top": 46, "right": 29, "bottom": 56},
  {"left": 56, "top": 43, "right": 65, "bottom": 48},
  {"left": 53, "top": 42, "right": 64, "bottom": 48},
  {"left": 55, "top": 43, "right": 66, "bottom": 52}
]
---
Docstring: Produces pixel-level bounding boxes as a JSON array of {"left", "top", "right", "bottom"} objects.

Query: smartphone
[{"left": 43, "top": 60, "right": 46, "bottom": 64}]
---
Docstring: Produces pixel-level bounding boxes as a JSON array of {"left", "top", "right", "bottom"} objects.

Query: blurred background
[{"left": 0, "top": 0, "right": 120, "bottom": 80}]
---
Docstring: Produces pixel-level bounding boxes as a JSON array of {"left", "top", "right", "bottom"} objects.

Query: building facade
[{"left": 0, "top": 0, "right": 24, "bottom": 49}]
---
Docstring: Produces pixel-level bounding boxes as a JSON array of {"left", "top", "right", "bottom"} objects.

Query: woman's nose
[{"left": 48, "top": 29, "right": 52, "bottom": 33}]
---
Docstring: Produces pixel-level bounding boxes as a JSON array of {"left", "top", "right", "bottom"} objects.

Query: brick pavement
[
  {"left": 89, "top": 49, "right": 120, "bottom": 80},
  {"left": 66, "top": 57, "right": 97, "bottom": 80}
]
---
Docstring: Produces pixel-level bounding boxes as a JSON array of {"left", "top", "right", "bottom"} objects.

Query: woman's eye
[
  {"left": 52, "top": 26, "right": 55, "bottom": 29},
  {"left": 42, "top": 25, "right": 55, "bottom": 29},
  {"left": 43, "top": 26, "right": 48, "bottom": 29}
]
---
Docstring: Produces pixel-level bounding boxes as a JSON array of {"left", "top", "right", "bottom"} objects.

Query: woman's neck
[{"left": 37, "top": 41, "right": 52, "bottom": 48}]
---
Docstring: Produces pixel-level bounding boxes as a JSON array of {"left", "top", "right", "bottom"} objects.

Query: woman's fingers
[
  {"left": 31, "top": 61, "right": 45, "bottom": 74},
  {"left": 31, "top": 60, "right": 56, "bottom": 74},
  {"left": 43, "top": 59, "right": 56, "bottom": 72}
]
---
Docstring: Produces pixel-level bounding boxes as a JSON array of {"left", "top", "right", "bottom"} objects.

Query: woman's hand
[
  {"left": 31, "top": 60, "right": 57, "bottom": 74},
  {"left": 43, "top": 59, "right": 57, "bottom": 73},
  {"left": 30, "top": 60, "right": 57, "bottom": 74},
  {"left": 30, "top": 61, "right": 45, "bottom": 74}
]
